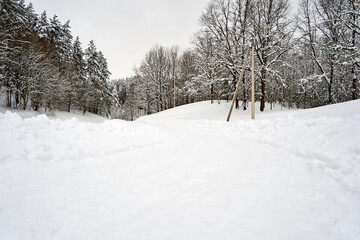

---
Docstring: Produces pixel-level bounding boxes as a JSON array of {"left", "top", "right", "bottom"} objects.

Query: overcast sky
[{"left": 27, "top": 0, "right": 299, "bottom": 79}]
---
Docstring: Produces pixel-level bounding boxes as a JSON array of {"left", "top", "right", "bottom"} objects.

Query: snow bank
[{"left": 0, "top": 111, "right": 168, "bottom": 163}]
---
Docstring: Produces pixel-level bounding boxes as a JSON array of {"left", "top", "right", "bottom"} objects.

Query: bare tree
[
  {"left": 198, "top": 0, "right": 253, "bottom": 109},
  {"left": 251, "top": 0, "right": 294, "bottom": 111},
  {"left": 138, "top": 45, "right": 173, "bottom": 112},
  {"left": 299, "top": 0, "right": 360, "bottom": 104}
]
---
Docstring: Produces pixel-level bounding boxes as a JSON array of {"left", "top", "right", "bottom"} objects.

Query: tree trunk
[
  {"left": 21, "top": 88, "right": 28, "bottom": 110},
  {"left": 243, "top": 87, "right": 247, "bottom": 110},
  {"left": 234, "top": 75, "right": 239, "bottom": 109},
  {"left": 241, "top": 0, "right": 250, "bottom": 111},
  {"left": 68, "top": 96, "right": 71, "bottom": 112},
  {"left": 352, "top": 70, "right": 357, "bottom": 100},
  {"left": 15, "top": 91, "right": 20, "bottom": 109},
  {"left": 33, "top": 103, "right": 39, "bottom": 111},
  {"left": 351, "top": 0, "right": 358, "bottom": 100},
  {"left": 147, "top": 100, "right": 151, "bottom": 115},
  {"left": 328, "top": 63, "right": 333, "bottom": 104},
  {"left": 260, "top": 68, "right": 266, "bottom": 112},
  {"left": 211, "top": 83, "right": 214, "bottom": 104},
  {"left": 159, "top": 83, "right": 164, "bottom": 111},
  {"left": 6, "top": 89, "right": 11, "bottom": 108}
]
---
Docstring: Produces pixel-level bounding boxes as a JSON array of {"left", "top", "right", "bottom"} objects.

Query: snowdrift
[{"left": 0, "top": 100, "right": 359, "bottom": 240}]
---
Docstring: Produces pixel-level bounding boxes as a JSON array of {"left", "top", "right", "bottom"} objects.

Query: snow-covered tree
[
  {"left": 138, "top": 45, "right": 173, "bottom": 113},
  {"left": 250, "top": 0, "right": 294, "bottom": 111},
  {"left": 85, "top": 40, "right": 113, "bottom": 116},
  {"left": 299, "top": 0, "right": 360, "bottom": 105},
  {"left": 71, "top": 36, "right": 87, "bottom": 113},
  {"left": 196, "top": 0, "right": 253, "bottom": 109},
  {"left": 0, "top": 2, "right": 114, "bottom": 117},
  {"left": 0, "top": 0, "right": 27, "bottom": 107},
  {"left": 193, "top": 30, "right": 223, "bottom": 104}
]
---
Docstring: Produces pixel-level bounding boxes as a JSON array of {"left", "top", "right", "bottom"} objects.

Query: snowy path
[
  {"left": 0, "top": 101, "right": 360, "bottom": 239},
  {"left": 137, "top": 113, "right": 360, "bottom": 239}
]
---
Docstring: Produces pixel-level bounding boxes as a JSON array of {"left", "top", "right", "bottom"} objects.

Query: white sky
[
  {"left": 27, "top": 0, "right": 209, "bottom": 79},
  {"left": 27, "top": 0, "right": 299, "bottom": 79}
]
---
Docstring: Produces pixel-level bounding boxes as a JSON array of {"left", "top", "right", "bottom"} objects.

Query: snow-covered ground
[{"left": 0, "top": 100, "right": 359, "bottom": 240}]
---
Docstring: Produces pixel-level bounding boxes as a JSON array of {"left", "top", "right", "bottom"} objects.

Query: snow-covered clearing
[{"left": 1, "top": 100, "right": 360, "bottom": 240}]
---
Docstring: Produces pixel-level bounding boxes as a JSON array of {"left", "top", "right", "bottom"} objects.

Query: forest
[
  {"left": 0, "top": 0, "right": 115, "bottom": 116},
  {"left": 1, "top": 0, "right": 359, "bottom": 120}
]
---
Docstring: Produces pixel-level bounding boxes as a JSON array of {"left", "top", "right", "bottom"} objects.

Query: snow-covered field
[{"left": 0, "top": 100, "right": 359, "bottom": 240}]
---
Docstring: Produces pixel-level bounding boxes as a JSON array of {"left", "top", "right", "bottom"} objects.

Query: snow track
[{"left": 1, "top": 100, "right": 360, "bottom": 240}]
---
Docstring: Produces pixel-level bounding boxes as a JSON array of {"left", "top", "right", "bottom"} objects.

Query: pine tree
[
  {"left": 98, "top": 51, "right": 113, "bottom": 116},
  {"left": 36, "top": 11, "right": 49, "bottom": 39},
  {"left": 0, "top": 0, "right": 27, "bottom": 108},
  {"left": 84, "top": 40, "right": 113, "bottom": 116},
  {"left": 72, "top": 36, "right": 87, "bottom": 113},
  {"left": 85, "top": 40, "right": 100, "bottom": 114}
]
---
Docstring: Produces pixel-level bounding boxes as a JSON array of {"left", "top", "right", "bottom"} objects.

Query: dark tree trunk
[
  {"left": 159, "top": 83, "right": 164, "bottom": 111},
  {"left": 328, "top": 63, "right": 333, "bottom": 104},
  {"left": 243, "top": 87, "right": 247, "bottom": 110},
  {"left": 67, "top": 96, "right": 71, "bottom": 112},
  {"left": 234, "top": 75, "right": 239, "bottom": 109},
  {"left": 15, "top": 91, "right": 20, "bottom": 109},
  {"left": 352, "top": 71, "right": 357, "bottom": 100},
  {"left": 351, "top": 0, "right": 358, "bottom": 100},
  {"left": 211, "top": 83, "right": 214, "bottom": 104},
  {"left": 147, "top": 101, "right": 151, "bottom": 115},
  {"left": 22, "top": 93, "right": 28, "bottom": 110},
  {"left": 6, "top": 89, "right": 11, "bottom": 108},
  {"left": 260, "top": 68, "right": 266, "bottom": 112},
  {"left": 241, "top": 0, "right": 250, "bottom": 111}
]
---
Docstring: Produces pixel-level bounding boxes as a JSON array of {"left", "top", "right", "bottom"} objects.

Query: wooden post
[
  {"left": 226, "top": 47, "right": 251, "bottom": 122},
  {"left": 251, "top": 39, "right": 255, "bottom": 120}
]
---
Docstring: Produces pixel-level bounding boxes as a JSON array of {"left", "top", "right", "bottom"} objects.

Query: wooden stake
[
  {"left": 227, "top": 47, "right": 251, "bottom": 122},
  {"left": 251, "top": 39, "right": 255, "bottom": 120}
]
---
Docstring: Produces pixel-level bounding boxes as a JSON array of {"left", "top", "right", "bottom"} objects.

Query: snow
[{"left": 0, "top": 100, "right": 360, "bottom": 240}]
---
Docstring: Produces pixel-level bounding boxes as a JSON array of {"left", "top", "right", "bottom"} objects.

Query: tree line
[
  {"left": 115, "top": 0, "right": 359, "bottom": 120},
  {"left": 1, "top": 0, "right": 359, "bottom": 121},
  {"left": 0, "top": 0, "right": 117, "bottom": 116}
]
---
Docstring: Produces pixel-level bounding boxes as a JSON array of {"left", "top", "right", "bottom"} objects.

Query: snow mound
[
  {"left": 0, "top": 111, "right": 168, "bottom": 164},
  {"left": 0, "top": 100, "right": 360, "bottom": 240},
  {"left": 139, "top": 99, "right": 360, "bottom": 121}
]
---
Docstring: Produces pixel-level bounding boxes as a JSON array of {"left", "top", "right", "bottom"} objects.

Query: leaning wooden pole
[
  {"left": 226, "top": 47, "right": 251, "bottom": 122},
  {"left": 251, "top": 39, "right": 255, "bottom": 120}
]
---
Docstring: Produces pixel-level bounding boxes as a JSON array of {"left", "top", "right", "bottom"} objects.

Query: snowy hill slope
[
  {"left": 139, "top": 99, "right": 360, "bottom": 121},
  {"left": 0, "top": 101, "right": 359, "bottom": 240}
]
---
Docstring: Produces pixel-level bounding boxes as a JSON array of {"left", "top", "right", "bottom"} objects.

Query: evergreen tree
[
  {"left": 84, "top": 40, "right": 113, "bottom": 116},
  {"left": 0, "top": 0, "right": 27, "bottom": 107},
  {"left": 85, "top": 40, "right": 100, "bottom": 114},
  {"left": 36, "top": 11, "right": 49, "bottom": 39},
  {"left": 72, "top": 36, "right": 87, "bottom": 113}
]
